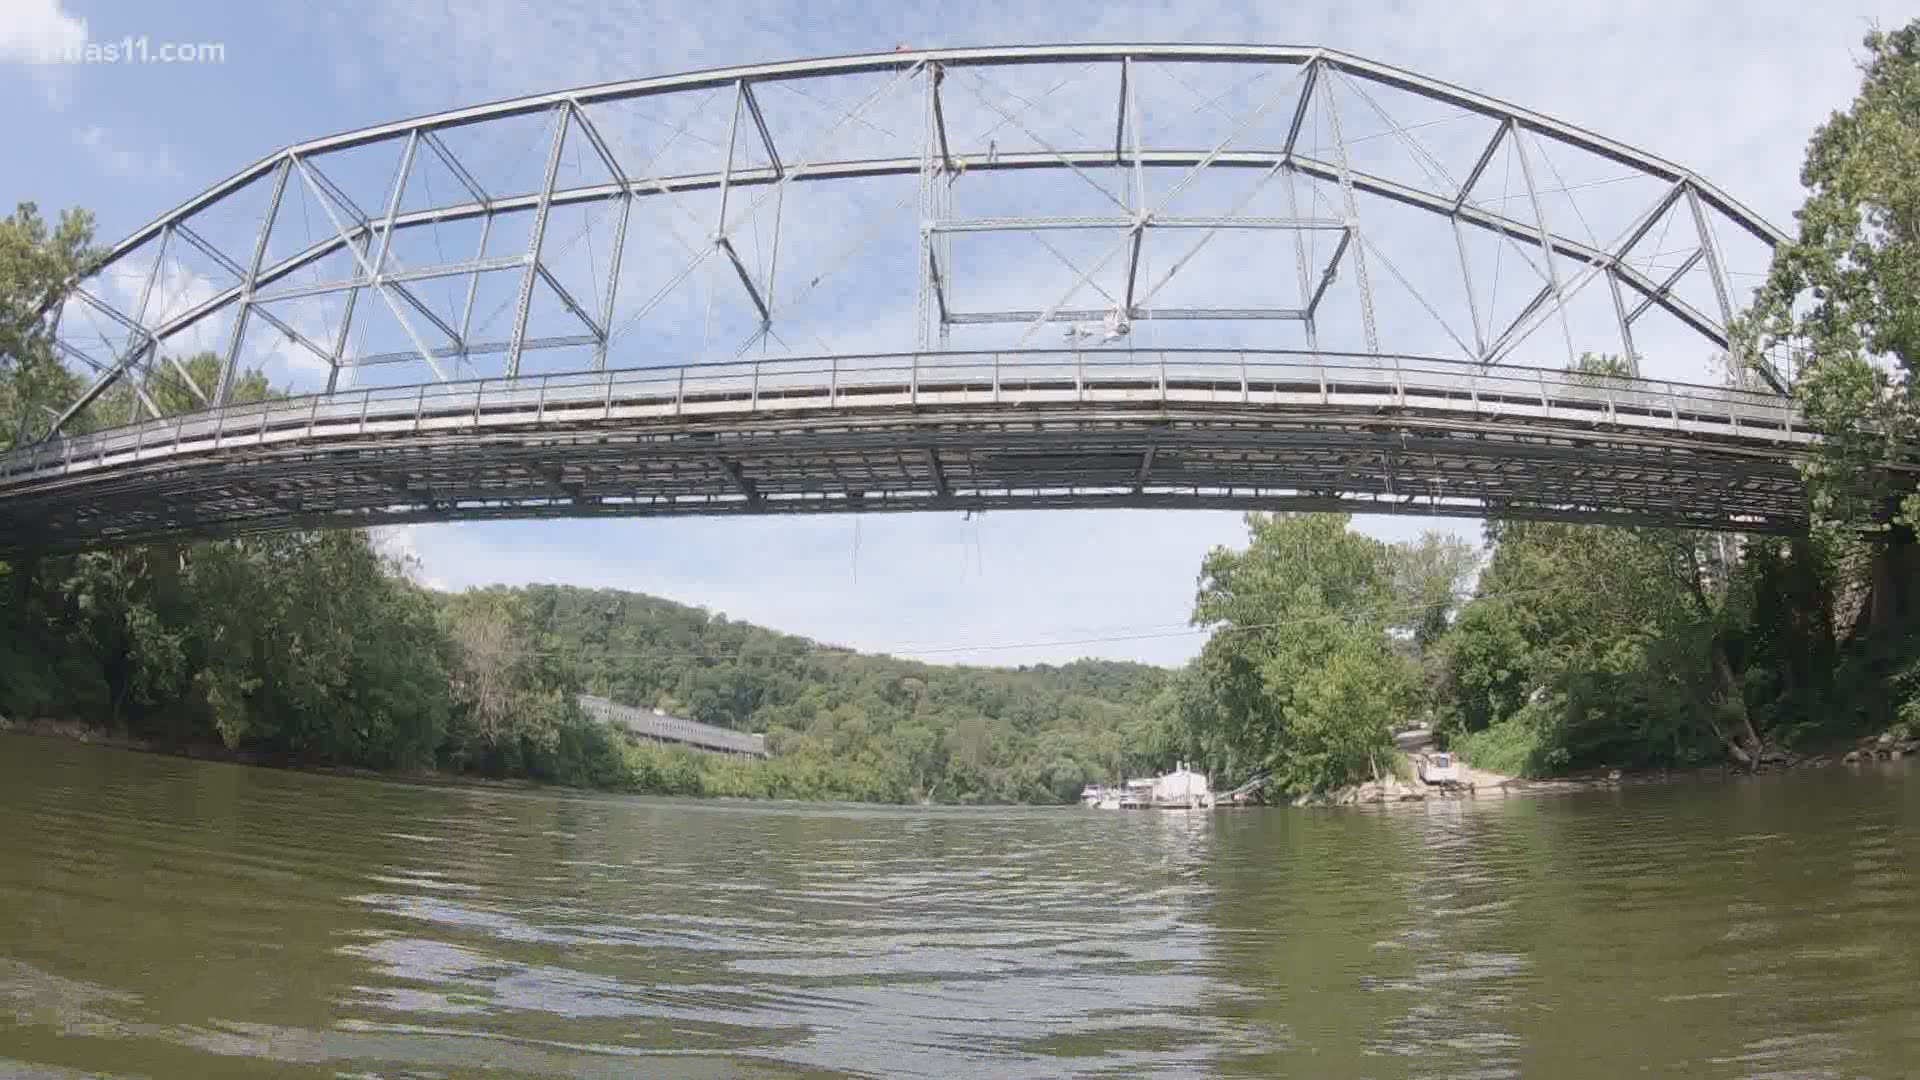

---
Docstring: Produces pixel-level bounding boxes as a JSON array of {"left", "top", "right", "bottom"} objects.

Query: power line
[{"left": 516, "top": 581, "right": 1570, "bottom": 664}]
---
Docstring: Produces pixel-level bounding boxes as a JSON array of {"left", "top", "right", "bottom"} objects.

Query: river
[{"left": 2, "top": 734, "right": 1916, "bottom": 1078}]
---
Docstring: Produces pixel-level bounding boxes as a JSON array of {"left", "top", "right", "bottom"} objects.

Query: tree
[
  {"left": 1743, "top": 23, "right": 1920, "bottom": 528},
  {"left": 1187, "top": 514, "right": 1411, "bottom": 795},
  {"left": 1, "top": 203, "right": 97, "bottom": 448},
  {"left": 1388, "top": 530, "right": 1480, "bottom": 649}
]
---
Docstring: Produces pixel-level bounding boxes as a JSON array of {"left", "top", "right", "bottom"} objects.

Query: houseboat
[{"left": 1089, "top": 764, "right": 1215, "bottom": 810}]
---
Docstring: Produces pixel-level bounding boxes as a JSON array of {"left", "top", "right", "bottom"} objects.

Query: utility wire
[{"left": 515, "top": 580, "right": 1570, "bottom": 663}]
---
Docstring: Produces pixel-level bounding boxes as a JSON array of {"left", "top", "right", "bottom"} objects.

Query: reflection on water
[{"left": 2, "top": 735, "right": 1916, "bottom": 1078}]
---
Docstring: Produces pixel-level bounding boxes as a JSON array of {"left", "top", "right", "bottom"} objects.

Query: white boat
[
  {"left": 1418, "top": 752, "right": 1460, "bottom": 785},
  {"left": 1112, "top": 763, "right": 1215, "bottom": 810}
]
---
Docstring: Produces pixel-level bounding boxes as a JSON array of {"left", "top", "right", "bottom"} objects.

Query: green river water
[{"left": 1, "top": 733, "right": 1917, "bottom": 1078}]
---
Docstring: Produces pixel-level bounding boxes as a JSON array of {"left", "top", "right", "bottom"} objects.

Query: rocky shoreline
[{"left": 1288, "top": 730, "right": 1920, "bottom": 808}]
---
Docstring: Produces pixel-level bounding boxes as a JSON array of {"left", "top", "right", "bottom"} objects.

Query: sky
[{"left": 2, "top": 0, "right": 1906, "bottom": 667}]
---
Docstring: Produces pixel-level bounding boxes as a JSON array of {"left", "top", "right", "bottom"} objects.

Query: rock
[
  {"left": 1876, "top": 732, "right": 1895, "bottom": 749},
  {"left": 1844, "top": 750, "right": 1863, "bottom": 765},
  {"left": 1901, "top": 740, "right": 1920, "bottom": 755},
  {"left": 1607, "top": 768, "right": 1623, "bottom": 782},
  {"left": 1894, "top": 748, "right": 1905, "bottom": 760}
]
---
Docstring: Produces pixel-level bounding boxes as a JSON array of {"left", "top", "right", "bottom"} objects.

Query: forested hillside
[
  {"left": 0, "top": 518, "right": 1175, "bottom": 804},
  {"left": 443, "top": 582, "right": 1175, "bottom": 802}
]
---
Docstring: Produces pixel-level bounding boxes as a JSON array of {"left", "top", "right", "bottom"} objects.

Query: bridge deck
[
  {"left": 0, "top": 350, "right": 1817, "bottom": 550},
  {"left": 578, "top": 695, "right": 770, "bottom": 757}
]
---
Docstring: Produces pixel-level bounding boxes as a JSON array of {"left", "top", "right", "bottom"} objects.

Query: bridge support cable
[
  {"left": 290, "top": 154, "right": 452, "bottom": 383},
  {"left": 47, "top": 239, "right": 171, "bottom": 436},
  {"left": 987, "top": 58, "right": 1318, "bottom": 347},
  {"left": 1509, "top": 125, "right": 1580, "bottom": 370},
  {"left": 1483, "top": 179, "right": 1707, "bottom": 373},
  {"left": 1120, "top": 56, "right": 1147, "bottom": 320}
]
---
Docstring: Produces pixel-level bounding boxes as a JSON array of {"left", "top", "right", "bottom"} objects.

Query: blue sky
[{"left": 2, "top": 0, "right": 1905, "bottom": 666}]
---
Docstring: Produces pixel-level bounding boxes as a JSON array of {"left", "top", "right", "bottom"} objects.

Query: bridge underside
[{"left": 0, "top": 355, "right": 1809, "bottom": 550}]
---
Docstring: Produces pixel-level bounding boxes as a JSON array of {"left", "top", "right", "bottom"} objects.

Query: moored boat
[{"left": 1102, "top": 763, "right": 1215, "bottom": 810}]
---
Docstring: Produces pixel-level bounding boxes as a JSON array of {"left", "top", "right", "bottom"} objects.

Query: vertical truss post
[
  {"left": 1605, "top": 267, "right": 1637, "bottom": 372},
  {"left": 1283, "top": 57, "right": 1318, "bottom": 160},
  {"left": 1284, "top": 166, "right": 1318, "bottom": 351},
  {"left": 916, "top": 63, "right": 940, "bottom": 352},
  {"left": 718, "top": 82, "right": 745, "bottom": 233},
  {"left": 597, "top": 192, "right": 632, "bottom": 370},
  {"left": 373, "top": 130, "right": 420, "bottom": 277},
  {"left": 935, "top": 163, "right": 953, "bottom": 349},
  {"left": 325, "top": 231, "right": 369, "bottom": 394},
  {"left": 1451, "top": 216, "right": 1486, "bottom": 357},
  {"left": 1320, "top": 66, "right": 1379, "bottom": 355},
  {"left": 1508, "top": 123, "right": 1578, "bottom": 369},
  {"left": 1684, "top": 182, "right": 1741, "bottom": 385},
  {"left": 123, "top": 226, "right": 172, "bottom": 423},
  {"left": 1121, "top": 56, "right": 1147, "bottom": 320},
  {"left": 507, "top": 104, "right": 572, "bottom": 379},
  {"left": 457, "top": 212, "right": 494, "bottom": 374}
]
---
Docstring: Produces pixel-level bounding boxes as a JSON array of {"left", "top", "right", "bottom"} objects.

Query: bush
[{"left": 1454, "top": 702, "right": 1562, "bottom": 778}]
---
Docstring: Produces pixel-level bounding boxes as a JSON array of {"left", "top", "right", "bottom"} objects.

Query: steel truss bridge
[{"left": 2, "top": 44, "right": 1827, "bottom": 549}]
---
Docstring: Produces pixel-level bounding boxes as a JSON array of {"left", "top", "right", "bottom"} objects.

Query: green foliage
[
  {"left": 1744, "top": 22, "right": 1920, "bottom": 528},
  {"left": 0, "top": 544, "right": 1177, "bottom": 803},
  {"left": 1177, "top": 514, "right": 1427, "bottom": 795},
  {"left": 451, "top": 584, "right": 1170, "bottom": 803},
  {"left": 1, "top": 203, "right": 97, "bottom": 449},
  {"left": 1452, "top": 701, "right": 1560, "bottom": 778}
]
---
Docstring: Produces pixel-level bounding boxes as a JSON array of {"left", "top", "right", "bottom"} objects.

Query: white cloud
[
  {"left": 0, "top": 0, "right": 86, "bottom": 65},
  {"left": 1, "top": 0, "right": 85, "bottom": 103},
  {"left": 72, "top": 125, "right": 183, "bottom": 181}
]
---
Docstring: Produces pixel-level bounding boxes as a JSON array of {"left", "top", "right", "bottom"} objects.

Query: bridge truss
[{"left": 3, "top": 45, "right": 1810, "bottom": 547}]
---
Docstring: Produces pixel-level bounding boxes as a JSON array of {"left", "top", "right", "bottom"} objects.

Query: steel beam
[
  {"left": 950, "top": 307, "right": 1304, "bottom": 324},
  {"left": 1320, "top": 72, "right": 1378, "bottom": 354},
  {"left": 111, "top": 146, "right": 1751, "bottom": 370},
  {"left": 293, "top": 155, "right": 449, "bottom": 382},
  {"left": 1508, "top": 123, "right": 1577, "bottom": 368},
  {"left": 506, "top": 106, "right": 572, "bottom": 378},
  {"left": 926, "top": 447, "right": 949, "bottom": 497},
  {"left": 59, "top": 44, "right": 1784, "bottom": 306}
]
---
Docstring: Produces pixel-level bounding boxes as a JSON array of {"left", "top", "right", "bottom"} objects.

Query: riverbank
[
  {"left": 0, "top": 715, "right": 554, "bottom": 793},
  {"left": 1285, "top": 724, "right": 1920, "bottom": 807}
]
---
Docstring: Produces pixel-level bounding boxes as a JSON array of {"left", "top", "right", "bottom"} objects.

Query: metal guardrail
[{"left": 0, "top": 349, "right": 1806, "bottom": 489}]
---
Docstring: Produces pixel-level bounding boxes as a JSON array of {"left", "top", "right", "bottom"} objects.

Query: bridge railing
[{"left": 0, "top": 349, "right": 1806, "bottom": 488}]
